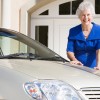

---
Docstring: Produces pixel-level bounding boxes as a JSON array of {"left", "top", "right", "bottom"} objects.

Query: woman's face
[{"left": 79, "top": 9, "right": 93, "bottom": 26}]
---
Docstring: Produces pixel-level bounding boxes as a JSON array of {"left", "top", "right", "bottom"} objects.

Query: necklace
[
  {"left": 82, "top": 24, "right": 93, "bottom": 39},
  {"left": 83, "top": 31, "right": 89, "bottom": 38}
]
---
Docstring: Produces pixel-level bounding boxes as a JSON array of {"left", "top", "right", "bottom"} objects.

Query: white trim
[
  {"left": 31, "top": 19, "right": 54, "bottom": 50},
  {"left": 32, "top": 15, "right": 78, "bottom": 19},
  {"left": 19, "top": 0, "right": 36, "bottom": 35},
  {"left": 32, "top": 15, "right": 100, "bottom": 19},
  {"left": 94, "top": 15, "right": 100, "bottom": 18},
  {"left": 20, "top": 0, "right": 57, "bottom": 35},
  {"left": 31, "top": 0, "right": 74, "bottom": 17}
]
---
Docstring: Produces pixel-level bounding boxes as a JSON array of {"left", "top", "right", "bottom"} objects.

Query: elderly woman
[{"left": 66, "top": 1, "right": 100, "bottom": 70}]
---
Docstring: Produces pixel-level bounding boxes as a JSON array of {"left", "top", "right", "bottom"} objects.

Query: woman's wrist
[{"left": 71, "top": 57, "right": 78, "bottom": 61}]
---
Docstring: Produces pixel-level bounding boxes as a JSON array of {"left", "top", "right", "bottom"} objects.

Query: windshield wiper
[
  {"left": 0, "top": 53, "right": 39, "bottom": 59},
  {"left": 0, "top": 53, "right": 68, "bottom": 62},
  {"left": 35, "top": 56, "right": 68, "bottom": 62}
]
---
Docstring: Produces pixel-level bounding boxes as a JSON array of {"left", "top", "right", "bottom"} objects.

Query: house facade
[{"left": 0, "top": 0, "right": 100, "bottom": 60}]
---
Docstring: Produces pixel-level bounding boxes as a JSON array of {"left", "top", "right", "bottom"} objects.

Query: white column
[
  {"left": 2, "top": 0, "right": 11, "bottom": 28},
  {"left": 0, "top": 0, "right": 1, "bottom": 27}
]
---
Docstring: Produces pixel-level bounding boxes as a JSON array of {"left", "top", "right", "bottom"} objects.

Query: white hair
[{"left": 76, "top": 1, "right": 95, "bottom": 17}]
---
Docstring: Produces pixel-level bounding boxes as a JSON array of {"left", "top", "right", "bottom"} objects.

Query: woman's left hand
[{"left": 94, "top": 66, "right": 100, "bottom": 70}]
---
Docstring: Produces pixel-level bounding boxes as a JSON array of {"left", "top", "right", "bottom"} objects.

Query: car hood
[{"left": 0, "top": 59, "right": 100, "bottom": 90}]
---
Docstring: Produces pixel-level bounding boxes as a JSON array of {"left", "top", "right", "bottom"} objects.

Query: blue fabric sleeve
[
  {"left": 66, "top": 39, "right": 74, "bottom": 52},
  {"left": 96, "top": 40, "right": 100, "bottom": 50}
]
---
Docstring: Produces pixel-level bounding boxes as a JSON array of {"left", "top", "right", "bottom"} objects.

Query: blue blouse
[{"left": 67, "top": 23, "right": 100, "bottom": 68}]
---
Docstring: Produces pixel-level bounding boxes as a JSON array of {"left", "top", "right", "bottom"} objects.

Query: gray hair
[{"left": 76, "top": 1, "right": 95, "bottom": 17}]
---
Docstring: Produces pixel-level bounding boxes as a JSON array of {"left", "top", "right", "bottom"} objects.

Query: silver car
[{"left": 0, "top": 28, "right": 100, "bottom": 100}]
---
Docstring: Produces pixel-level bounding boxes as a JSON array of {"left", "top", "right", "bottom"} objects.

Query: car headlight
[{"left": 23, "top": 80, "right": 82, "bottom": 100}]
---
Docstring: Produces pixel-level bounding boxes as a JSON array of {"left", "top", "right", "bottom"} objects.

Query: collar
[{"left": 68, "top": 23, "right": 100, "bottom": 41}]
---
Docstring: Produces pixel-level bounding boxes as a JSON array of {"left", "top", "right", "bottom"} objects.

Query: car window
[
  {"left": 0, "top": 31, "right": 43, "bottom": 58},
  {"left": 0, "top": 31, "right": 67, "bottom": 62},
  {"left": 0, "top": 36, "right": 35, "bottom": 56}
]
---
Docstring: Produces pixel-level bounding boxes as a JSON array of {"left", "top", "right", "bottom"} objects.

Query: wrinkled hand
[
  {"left": 94, "top": 66, "right": 100, "bottom": 70},
  {"left": 70, "top": 60, "right": 83, "bottom": 66}
]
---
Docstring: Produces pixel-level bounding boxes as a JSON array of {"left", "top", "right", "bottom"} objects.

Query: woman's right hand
[
  {"left": 67, "top": 52, "right": 83, "bottom": 66},
  {"left": 70, "top": 60, "right": 83, "bottom": 66}
]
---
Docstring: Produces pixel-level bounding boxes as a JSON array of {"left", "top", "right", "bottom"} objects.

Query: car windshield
[{"left": 0, "top": 29, "right": 67, "bottom": 62}]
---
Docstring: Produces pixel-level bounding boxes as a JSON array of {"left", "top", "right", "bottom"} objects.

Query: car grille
[{"left": 81, "top": 87, "right": 100, "bottom": 100}]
